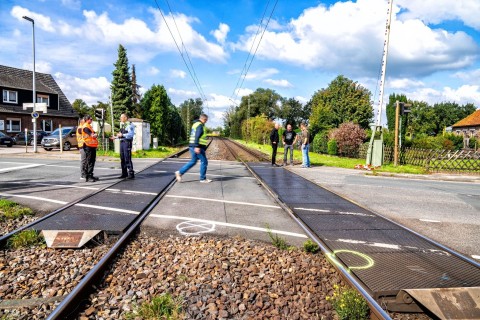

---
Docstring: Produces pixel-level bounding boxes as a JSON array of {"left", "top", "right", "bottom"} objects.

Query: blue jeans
[
  {"left": 283, "top": 144, "right": 294, "bottom": 164},
  {"left": 179, "top": 147, "right": 208, "bottom": 180},
  {"left": 302, "top": 144, "right": 310, "bottom": 167}
]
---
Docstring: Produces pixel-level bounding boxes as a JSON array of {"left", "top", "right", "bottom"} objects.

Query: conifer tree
[
  {"left": 111, "top": 44, "right": 133, "bottom": 125},
  {"left": 131, "top": 64, "right": 142, "bottom": 118}
]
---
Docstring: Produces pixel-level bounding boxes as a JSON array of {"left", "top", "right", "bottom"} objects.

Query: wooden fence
[{"left": 358, "top": 144, "right": 480, "bottom": 173}]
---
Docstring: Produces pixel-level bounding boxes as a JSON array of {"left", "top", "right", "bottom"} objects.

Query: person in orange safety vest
[{"left": 82, "top": 115, "right": 99, "bottom": 182}]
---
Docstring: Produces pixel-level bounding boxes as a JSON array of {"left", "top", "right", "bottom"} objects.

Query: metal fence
[{"left": 358, "top": 144, "right": 480, "bottom": 173}]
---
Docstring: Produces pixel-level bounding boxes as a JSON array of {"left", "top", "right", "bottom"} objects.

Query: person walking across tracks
[
  {"left": 175, "top": 114, "right": 211, "bottom": 183},
  {"left": 115, "top": 113, "right": 135, "bottom": 179},
  {"left": 82, "top": 115, "right": 99, "bottom": 182},
  {"left": 76, "top": 118, "right": 87, "bottom": 179},
  {"left": 282, "top": 124, "right": 297, "bottom": 166},
  {"left": 269, "top": 122, "right": 280, "bottom": 166},
  {"left": 300, "top": 122, "right": 311, "bottom": 168}
]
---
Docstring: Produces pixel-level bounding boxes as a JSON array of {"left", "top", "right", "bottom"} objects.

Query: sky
[{"left": 1, "top": 0, "right": 479, "bottom": 128}]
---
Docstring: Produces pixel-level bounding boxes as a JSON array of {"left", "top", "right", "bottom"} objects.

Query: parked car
[
  {"left": 0, "top": 132, "right": 14, "bottom": 147},
  {"left": 41, "top": 126, "right": 78, "bottom": 151},
  {"left": 13, "top": 130, "right": 49, "bottom": 145}
]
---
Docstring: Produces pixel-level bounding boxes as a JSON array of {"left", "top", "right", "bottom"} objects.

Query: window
[
  {"left": 37, "top": 94, "right": 49, "bottom": 106},
  {"left": 3, "top": 89, "right": 18, "bottom": 103},
  {"left": 6, "top": 119, "right": 21, "bottom": 133},
  {"left": 42, "top": 119, "right": 53, "bottom": 132}
]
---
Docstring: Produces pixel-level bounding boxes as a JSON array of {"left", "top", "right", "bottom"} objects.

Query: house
[
  {"left": 0, "top": 65, "right": 78, "bottom": 137},
  {"left": 451, "top": 109, "right": 480, "bottom": 148}
]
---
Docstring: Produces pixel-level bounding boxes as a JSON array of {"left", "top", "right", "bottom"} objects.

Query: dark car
[
  {"left": 13, "top": 130, "right": 49, "bottom": 145},
  {"left": 0, "top": 132, "right": 14, "bottom": 147}
]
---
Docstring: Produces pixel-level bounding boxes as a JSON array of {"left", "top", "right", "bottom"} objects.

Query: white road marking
[
  {"left": 166, "top": 195, "right": 280, "bottom": 208},
  {"left": 472, "top": 255, "right": 480, "bottom": 260},
  {"left": 294, "top": 207, "right": 373, "bottom": 217},
  {"left": 154, "top": 171, "right": 254, "bottom": 179},
  {"left": 150, "top": 214, "right": 307, "bottom": 238},
  {"left": 0, "top": 192, "right": 67, "bottom": 204},
  {"left": 0, "top": 163, "right": 43, "bottom": 173},
  {"left": 294, "top": 207, "right": 330, "bottom": 213},
  {"left": 75, "top": 203, "right": 139, "bottom": 214},
  {"left": 419, "top": 218, "right": 441, "bottom": 223},
  {"left": 106, "top": 188, "right": 157, "bottom": 195}
]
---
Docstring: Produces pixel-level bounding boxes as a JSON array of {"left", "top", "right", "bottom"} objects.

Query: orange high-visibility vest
[
  {"left": 76, "top": 123, "right": 85, "bottom": 148},
  {"left": 82, "top": 122, "right": 98, "bottom": 148}
]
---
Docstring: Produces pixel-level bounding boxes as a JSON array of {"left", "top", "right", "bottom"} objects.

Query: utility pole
[
  {"left": 23, "top": 16, "right": 37, "bottom": 152},
  {"left": 394, "top": 100, "right": 400, "bottom": 166}
]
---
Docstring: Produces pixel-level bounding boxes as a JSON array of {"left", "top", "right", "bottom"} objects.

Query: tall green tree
[
  {"left": 111, "top": 44, "right": 133, "bottom": 122},
  {"left": 239, "top": 88, "right": 282, "bottom": 120},
  {"left": 278, "top": 97, "right": 306, "bottom": 127},
  {"left": 309, "top": 75, "right": 373, "bottom": 133},
  {"left": 72, "top": 99, "right": 91, "bottom": 118},
  {"left": 432, "top": 102, "right": 476, "bottom": 135},
  {"left": 178, "top": 98, "right": 203, "bottom": 136},
  {"left": 131, "top": 64, "right": 142, "bottom": 118},
  {"left": 140, "top": 84, "right": 182, "bottom": 145}
]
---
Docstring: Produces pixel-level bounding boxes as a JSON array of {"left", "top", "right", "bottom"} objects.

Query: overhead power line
[
  {"left": 230, "top": 0, "right": 279, "bottom": 104},
  {"left": 153, "top": 0, "right": 208, "bottom": 104}
]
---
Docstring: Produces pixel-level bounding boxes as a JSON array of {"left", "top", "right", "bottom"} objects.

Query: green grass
[
  {"left": 97, "top": 146, "right": 184, "bottom": 159},
  {"left": 7, "top": 229, "right": 45, "bottom": 249},
  {"left": 303, "top": 239, "right": 320, "bottom": 254},
  {"left": 126, "top": 293, "right": 184, "bottom": 320},
  {"left": 266, "top": 224, "right": 293, "bottom": 250},
  {"left": 236, "top": 140, "right": 428, "bottom": 174},
  {"left": 327, "top": 284, "right": 370, "bottom": 320},
  {"left": 0, "top": 199, "right": 34, "bottom": 221}
]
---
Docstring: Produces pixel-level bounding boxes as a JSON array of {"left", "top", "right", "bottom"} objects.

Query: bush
[
  {"left": 312, "top": 131, "right": 329, "bottom": 154},
  {"left": 329, "top": 122, "right": 367, "bottom": 157},
  {"left": 327, "top": 284, "right": 370, "bottom": 320},
  {"left": 327, "top": 139, "right": 337, "bottom": 155},
  {"left": 8, "top": 230, "right": 45, "bottom": 249},
  {"left": 303, "top": 239, "right": 320, "bottom": 254}
]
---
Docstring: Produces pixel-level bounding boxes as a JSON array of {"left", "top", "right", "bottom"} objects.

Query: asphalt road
[
  {"left": 1, "top": 147, "right": 479, "bottom": 262},
  {"left": 291, "top": 166, "right": 480, "bottom": 261}
]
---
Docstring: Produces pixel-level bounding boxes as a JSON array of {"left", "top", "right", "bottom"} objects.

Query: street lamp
[{"left": 23, "top": 15, "right": 37, "bottom": 152}]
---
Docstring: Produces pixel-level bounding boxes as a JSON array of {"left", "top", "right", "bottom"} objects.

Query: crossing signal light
[
  {"left": 399, "top": 102, "right": 411, "bottom": 115},
  {"left": 95, "top": 108, "right": 104, "bottom": 121}
]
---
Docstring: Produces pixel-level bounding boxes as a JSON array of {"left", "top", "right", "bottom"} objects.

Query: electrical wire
[
  {"left": 231, "top": 0, "right": 278, "bottom": 100},
  {"left": 153, "top": 0, "right": 208, "bottom": 104}
]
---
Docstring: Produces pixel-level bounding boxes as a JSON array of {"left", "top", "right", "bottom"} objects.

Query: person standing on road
[
  {"left": 76, "top": 118, "right": 87, "bottom": 179},
  {"left": 82, "top": 115, "right": 99, "bottom": 182},
  {"left": 300, "top": 122, "right": 311, "bottom": 168},
  {"left": 175, "top": 114, "right": 211, "bottom": 183},
  {"left": 282, "top": 124, "right": 297, "bottom": 166},
  {"left": 115, "top": 113, "right": 135, "bottom": 179},
  {"left": 269, "top": 122, "right": 280, "bottom": 167}
]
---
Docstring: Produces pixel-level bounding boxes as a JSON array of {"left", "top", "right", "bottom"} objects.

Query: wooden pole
[{"left": 394, "top": 101, "right": 400, "bottom": 166}]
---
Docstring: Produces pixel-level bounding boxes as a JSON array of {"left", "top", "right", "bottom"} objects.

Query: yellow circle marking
[{"left": 333, "top": 249, "right": 375, "bottom": 270}]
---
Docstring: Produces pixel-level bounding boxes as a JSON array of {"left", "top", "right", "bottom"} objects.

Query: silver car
[{"left": 41, "top": 126, "right": 78, "bottom": 151}]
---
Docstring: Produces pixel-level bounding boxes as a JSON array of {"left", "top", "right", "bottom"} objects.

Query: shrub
[
  {"left": 126, "top": 293, "right": 184, "bottom": 320},
  {"left": 312, "top": 131, "right": 329, "bottom": 154},
  {"left": 303, "top": 239, "right": 320, "bottom": 253},
  {"left": 327, "top": 139, "right": 337, "bottom": 155},
  {"left": 329, "top": 122, "right": 367, "bottom": 157},
  {"left": 266, "top": 225, "right": 291, "bottom": 250},
  {"left": 8, "top": 229, "right": 45, "bottom": 249},
  {"left": 327, "top": 284, "right": 370, "bottom": 320},
  {"left": 0, "top": 200, "right": 34, "bottom": 221}
]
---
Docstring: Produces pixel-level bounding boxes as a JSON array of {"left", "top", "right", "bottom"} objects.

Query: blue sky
[{"left": 1, "top": 0, "right": 479, "bottom": 128}]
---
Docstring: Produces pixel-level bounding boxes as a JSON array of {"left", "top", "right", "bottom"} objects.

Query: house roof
[
  {"left": 452, "top": 109, "right": 480, "bottom": 128},
  {"left": 0, "top": 65, "right": 76, "bottom": 118}
]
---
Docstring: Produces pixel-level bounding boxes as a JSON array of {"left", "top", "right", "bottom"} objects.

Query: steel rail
[
  {"left": 220, "top": 137, "right": 391, "bottom": 319},
  {"left": 0, "top": 148, "right": 188, "bottom": 247},
  {"left": 47, "top": 150, "right": 188, "bottom": 319}
]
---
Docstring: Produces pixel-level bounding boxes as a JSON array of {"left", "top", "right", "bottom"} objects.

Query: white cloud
[
  {"left": 148, "top": 67, "right": 160, "bottom": 75},
  {"left": 295, "top": 96, "right": 309, "bottom": 104},
  {"left": 405, "top": 85, "right": 480, "bottom": 106},
  {"left": 235, "top": 88, "right": 253, "bottom": 98},
  {"left": 11, "top": 6, "right": 55, "bottom": 32},
  {"left": 61, "top": 0, "right": 81, "bottom": 10},
  {"left": 234, "top": 0, "right": 478, "bottom": 78},
  {"left": 453, "top": 69, "right": 480, "bottom": 83},
  {"left": 244, "top": 68, "right": 279, "bottom": 80},
  {"left": 263, "top": 79, "right": 293, "bottom": 88},
  {"left": 167, "top": 88, "right": 198, "bottom": 100},
  {"left": 389, "top": 78, "right": 425, "bottom": 90},
  {"left": 170, "top": 69, "right": 186, "bottom": 78},
  {"left": 54, "top": 72, "right": 111, "bottom": 106},
  {"left": 396, "top": 0, "right": 480, "bottom": 30},
  {"left": 211, "top": 23, "right": 229, "bottom": 44},
  {"left": 22, "top": 61, "right": 52, "bottom": 74}
]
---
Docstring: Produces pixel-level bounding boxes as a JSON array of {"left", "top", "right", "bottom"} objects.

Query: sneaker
[
  {"left": 175, "top": 171, "right": 182, "bottom": 182},
  {"left": 86, "top": 176, "right": 99, "bottom": 182},
  {"left": 199, "top": 179, "right": 212, "bottom": 183},
  {"left": 80, "top": 175, "right": 86, "bottom": 180}
]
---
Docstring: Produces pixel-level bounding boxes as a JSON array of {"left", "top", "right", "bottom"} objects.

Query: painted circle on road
[
  {"left": 176, "top": 221, "right": 215, "bottom": 235},
  {"left": 333, "top": 249, "right": 375, "bottom": 270}
]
